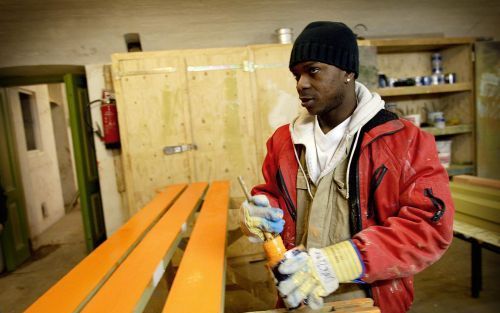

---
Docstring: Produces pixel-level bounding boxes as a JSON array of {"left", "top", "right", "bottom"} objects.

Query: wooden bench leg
[{"left": 471, "top": 239, "right": 482, "bottom": 298}]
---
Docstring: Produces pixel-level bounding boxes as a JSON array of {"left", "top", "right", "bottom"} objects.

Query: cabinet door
[
  {"left": 113, "top": 54, "right": 194, "bottom": 212},
  {"left": 250, "top": 44, "right": 299, "bottom": 167},
  {"left": 185, "top": 47, "right": 260, "bottom": 197}
]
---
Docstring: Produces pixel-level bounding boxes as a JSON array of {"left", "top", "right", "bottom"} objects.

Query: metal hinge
[{"left": 163, "top": 144, "right": 197, "bottom": 155}]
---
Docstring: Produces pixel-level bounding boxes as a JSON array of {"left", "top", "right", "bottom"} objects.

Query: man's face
[{"left": 291, "top": 61, "right": 348, "bottom": 116}]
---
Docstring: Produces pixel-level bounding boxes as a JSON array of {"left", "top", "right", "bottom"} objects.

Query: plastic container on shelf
[{"left": 436, "top": 139, "right": 452, "bottom": 168}]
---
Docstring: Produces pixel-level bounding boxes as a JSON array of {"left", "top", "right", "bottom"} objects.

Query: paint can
[
  {"left": 276, "top": 28, "right": 293, "bottom": 44},
  {"left": 445, "top": 73, "right": 457, "bottom": 84},
  {"left": 431, "top": 52, "right": 443, "bottom": 74},
  {"left": 421, "top": 76, "right": 432, "bottom": 86}
]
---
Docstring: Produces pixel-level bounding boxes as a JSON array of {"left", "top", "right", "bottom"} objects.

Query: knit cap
[{"left": 289, "top": 21, "right": 359, "bottom": 78}]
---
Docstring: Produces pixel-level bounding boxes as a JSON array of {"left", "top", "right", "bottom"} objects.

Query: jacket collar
[{"left": 361, "top": 113, "right": 405, "bottom": 149}]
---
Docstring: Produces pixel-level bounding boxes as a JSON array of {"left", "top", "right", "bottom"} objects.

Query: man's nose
[{"left": 296, "top": 75, "right": 311, "bottom": 91}]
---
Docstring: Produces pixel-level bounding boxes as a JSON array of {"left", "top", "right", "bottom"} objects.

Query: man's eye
[{"left": 310, "top": 67, "right": 320, "bottom": 74}]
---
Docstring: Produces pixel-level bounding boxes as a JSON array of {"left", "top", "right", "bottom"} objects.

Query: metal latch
[{"left": 163, "top": 144, "right": 197, "bottom": 155}]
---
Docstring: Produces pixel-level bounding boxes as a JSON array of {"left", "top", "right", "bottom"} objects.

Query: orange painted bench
[
  {"left": 25, "top": 183, "right": 189, "bottom": 313},
  {"left": 162, "top": 181, "right": 230, "bottom": 313}
]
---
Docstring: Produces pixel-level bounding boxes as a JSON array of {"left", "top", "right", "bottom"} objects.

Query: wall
[
  {"left": 47, "top": 84, "right": 78, "bottom": 209},
  {"left": 8, "top": 85, "right": 65, "bottom": 244},
  {"left": 85, "top": 64, "right": 128, "bottom": 235},
  {"left": 0, "top": 0, "right": 499, "bottom": 68}
]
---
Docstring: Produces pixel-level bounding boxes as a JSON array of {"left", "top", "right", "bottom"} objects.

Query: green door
[
  {"left": 65, "top": 74, "right": 106, "bottom": 251},
  {"left": 0, "top": 89, "right": 31, "bottom": 271}
]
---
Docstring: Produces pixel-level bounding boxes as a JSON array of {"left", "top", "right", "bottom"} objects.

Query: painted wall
[
  {"left": 47, "top": 84, "right": 78, "bottom": 209},
  {"left": 0, "top": 0, "right": 499, "bottom": 68},
  {"left": 85, "top": 64, "right": 128, "bottom": 236},
  {"left": 8, "top": 85, "right": 65, "bottom": 244}
]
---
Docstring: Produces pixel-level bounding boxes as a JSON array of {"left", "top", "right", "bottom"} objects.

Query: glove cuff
[
  {"left": 309, "top": 248, "right": 339, "bottom": 294},
  {"left": 322, "top": 240, "right": 364, "bottom": 282}
]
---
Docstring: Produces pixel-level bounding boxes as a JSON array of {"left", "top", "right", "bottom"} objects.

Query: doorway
[{"left": 0, "top": 67, "right": 106, "bottom": 272}]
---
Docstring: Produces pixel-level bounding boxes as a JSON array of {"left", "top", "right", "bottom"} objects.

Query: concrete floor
[{"left": 0, "top": 209, "right": 498, "bottom": 313}]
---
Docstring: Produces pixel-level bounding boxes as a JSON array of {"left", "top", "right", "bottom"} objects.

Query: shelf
[
  {"left": 376, "top": 82, "right": 472, "bottom": 97},
  {"left": 358, "top": 37, "right": 475, "bottom": 53},
  {"left": 447, "top": 164, "right": 475, "bottom": 176},
  {"left": 422, "top": 124, "right": 473, "bottom": 136}
]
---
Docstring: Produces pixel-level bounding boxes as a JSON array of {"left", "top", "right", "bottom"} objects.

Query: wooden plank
[
  {"left": 25, "top": 184, "right": 187, "bottom": 313},
  {"left": 163, "top": 181, "right": 230, "bottom": 313},
  {"left": 453, "top": 175, "right": 500, "bottom": 189},
  {"left": 246, "top": 298, "right": 378, "bottom": 313},
  {"left": 454, "top": 220, "right": 500, "bottom": 248},
  {"left": 80, "top": 182, "right": 208, "bottom": 313}
]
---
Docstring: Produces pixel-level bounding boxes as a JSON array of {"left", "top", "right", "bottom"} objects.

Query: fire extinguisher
[{"left": 100, "top": 90, "right": 121, "bottom": 149}]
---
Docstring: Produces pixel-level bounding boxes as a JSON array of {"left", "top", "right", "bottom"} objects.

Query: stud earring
[{"left": 345, "top": 78, "right": 351, "bottom": 84}]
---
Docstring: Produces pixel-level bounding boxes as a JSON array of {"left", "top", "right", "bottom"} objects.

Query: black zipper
[
  {"left": 423, "top": 188, "right": 446, "bottom": 222},
  {"left": 368, "top": 164, "right": 388, "bottom": 219},
  {"left": 276, "top": 168, "right": 297, "bottom": 222}
]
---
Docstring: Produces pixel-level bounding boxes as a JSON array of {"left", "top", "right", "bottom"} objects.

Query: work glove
[
  {"left": 240, "top": 194, "right": 284, "bottom": 242},
  {"left": 276, "top": 240, "right": 364, "bottom": 310}
]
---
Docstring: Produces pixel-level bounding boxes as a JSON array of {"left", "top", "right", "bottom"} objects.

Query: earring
[{"left": 345, "top": 78, "right": 351, "bottom": 84}]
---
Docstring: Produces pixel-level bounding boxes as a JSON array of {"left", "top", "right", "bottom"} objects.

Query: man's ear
[{"left": 345, "top": 72, "right": 355, "bottom": 81}]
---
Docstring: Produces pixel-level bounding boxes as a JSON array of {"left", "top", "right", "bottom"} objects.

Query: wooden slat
[
  {"left": 246, "top": 298, "right": 378, "bottom": 313},
  {"left": 80, "top": 182, "right": 208, "bottom": 313},
  {"left": 163, "top": 181, "right": 230, "bottom": 313},
  {"left": 25, "top": 184, "right": 187, "bottom": 313},
  {"left": 453, "top": 175, "right": 500, "bottom": 189}
]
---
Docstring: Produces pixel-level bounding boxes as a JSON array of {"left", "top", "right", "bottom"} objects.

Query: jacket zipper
[
  {"left": 276, "top": 168, "right": 297, "bottom": 222},
  {"left": 368, "top": 164, "right": 388, "bottom": 219}
]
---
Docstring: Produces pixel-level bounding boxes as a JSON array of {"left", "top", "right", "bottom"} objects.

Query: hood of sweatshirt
[{"left": 290, "top": 81, "right": 385, "bottom": 184}]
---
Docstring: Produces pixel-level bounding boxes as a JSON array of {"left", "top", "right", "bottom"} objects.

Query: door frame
[{"left": 0, "top": 66, "right": 106, "bottom": 264}]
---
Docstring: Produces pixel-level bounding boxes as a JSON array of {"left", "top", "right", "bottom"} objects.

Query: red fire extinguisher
[{"left": 100, "top": 90, "right": 121, "bottom": 149}]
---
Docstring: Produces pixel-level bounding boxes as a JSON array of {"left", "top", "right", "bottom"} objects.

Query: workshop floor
[{"left": 0, "top": 209, "right": 498, "bottom": 313}]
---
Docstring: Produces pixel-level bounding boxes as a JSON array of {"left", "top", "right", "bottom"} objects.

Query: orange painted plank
[
  {"left": 81, "top": 182, "right": 208, "bottom": 313},
  {"left": 163, "top": 181, "right": 230, "bottom": 313},
  {"left": 25, "top": 184, "right": 187, "bottom": 313}
]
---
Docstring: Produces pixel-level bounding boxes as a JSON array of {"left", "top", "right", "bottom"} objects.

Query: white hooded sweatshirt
[{"left": 290, "top": 81, "right": 385, "bottom": 187}]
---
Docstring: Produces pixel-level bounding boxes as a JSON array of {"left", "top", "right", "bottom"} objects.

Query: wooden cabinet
[
  {"left": 359, "top": 37, "right": 476, "bottom": 176},
  {"left": 112, "top": 37, "right": 477, "bottom": 211}
]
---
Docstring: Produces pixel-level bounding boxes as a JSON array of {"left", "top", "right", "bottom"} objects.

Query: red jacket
[{"left": 252, "top": 110, "right": 454, "bottom": 313}]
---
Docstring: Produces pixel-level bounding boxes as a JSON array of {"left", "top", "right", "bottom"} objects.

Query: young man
[{"left": 240, "top": 22, "right": 454, "bottom": 313}]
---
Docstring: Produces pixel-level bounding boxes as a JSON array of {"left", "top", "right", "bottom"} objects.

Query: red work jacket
[{"left": 252, "top": 110, "right": 455, "bottom": 313}]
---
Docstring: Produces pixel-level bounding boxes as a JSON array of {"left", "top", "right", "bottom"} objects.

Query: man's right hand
[{"left": 240, "top": 195, "right": 284, "bottom": 242}]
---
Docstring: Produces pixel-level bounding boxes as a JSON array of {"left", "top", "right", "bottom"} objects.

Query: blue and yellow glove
[
  {"left": 240, "top": 194, "right": 284, "bottom": 242},
  {"left": 276, "top": 240, "right": 364, "bottom": 309}
]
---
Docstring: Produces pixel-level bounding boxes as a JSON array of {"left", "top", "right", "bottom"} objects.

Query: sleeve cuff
[{"left": 323, "top": 240, "right": 365, "bottom": 283}]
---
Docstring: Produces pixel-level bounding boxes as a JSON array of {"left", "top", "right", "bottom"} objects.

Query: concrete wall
[
  {"left": 8, "top": 85, "right": 65, "bottom": 244},
  {"left": 1, "top": 0, "right": 499, "bottom": 68}
]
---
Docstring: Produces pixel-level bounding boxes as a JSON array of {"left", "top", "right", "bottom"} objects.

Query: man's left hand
[{"left": 275, "top": 240, "right": 364, "bottom": 310}]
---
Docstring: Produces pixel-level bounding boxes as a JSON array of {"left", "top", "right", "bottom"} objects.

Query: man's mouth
[{"left": 299, "top": 97, "right": 314, "bottom": 107}]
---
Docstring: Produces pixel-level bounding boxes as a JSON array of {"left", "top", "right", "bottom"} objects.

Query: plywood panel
[
  {"left": 113, "top": 53, "right": 194, "bottom": 212},
  {"left": 250, "top": 44, "right": 299, "bottom": 171},
  {"left": 184, "top": 47, "right": 260, "bottom": 198}
]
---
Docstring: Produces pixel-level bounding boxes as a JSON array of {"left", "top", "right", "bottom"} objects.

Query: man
[{"left": 240, "top": 22, "right": 454, "bottom": 313}]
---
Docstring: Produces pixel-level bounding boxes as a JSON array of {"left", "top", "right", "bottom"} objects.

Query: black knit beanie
[{"left": 289, "top": 21, "right": 359, "bottom": 78}]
